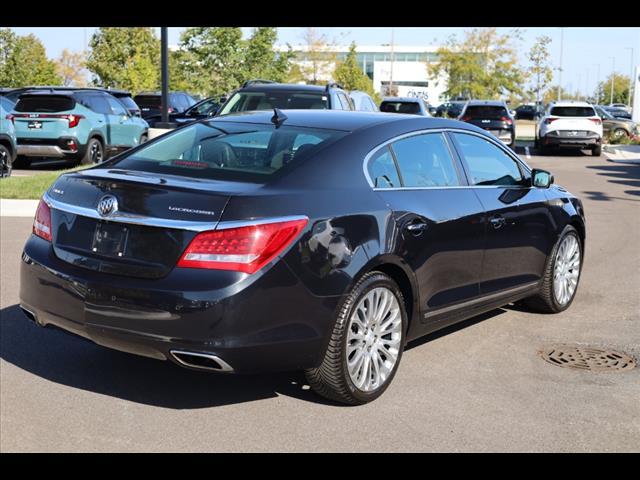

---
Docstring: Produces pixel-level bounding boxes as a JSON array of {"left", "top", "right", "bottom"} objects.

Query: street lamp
[
  {"left": 624, "top": 47, "right": 634, "bottom": 107},
  {"left": 609, "top": 56, "right": 616, "bottom": 105}
]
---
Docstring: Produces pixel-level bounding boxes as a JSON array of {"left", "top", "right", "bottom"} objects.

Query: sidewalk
[
  {"left": 603, "top": 144, "right": 640, "bottom": 164},
  {"left": 0, "top": 199, "right": 39, "bottom": 217}
]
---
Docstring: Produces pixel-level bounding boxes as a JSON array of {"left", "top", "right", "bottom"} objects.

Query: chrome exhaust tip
[
  {"left": 169, "top": 350, "right": 234, "bottom": 373},
  {"left": 20, "top": 305, "right": 38, "bottom": 324}
]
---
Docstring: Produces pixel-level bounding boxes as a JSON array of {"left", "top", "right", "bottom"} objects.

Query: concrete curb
[
  {"left": 0, "top": 199, "right": 39, "bottom": 217},
  {"left": 603, "top": 144, "right": 640, "bottom": 164}
]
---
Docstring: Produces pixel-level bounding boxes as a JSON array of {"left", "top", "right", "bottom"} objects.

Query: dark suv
[
  {"left": 459, "top": 100, "right": 516, "bottom": 148},
  {"left": 216, "top": 80, "right": 355, "bottom": 115},
  {"left": 133, "top": 91, "right": 198, "bottom": 122}
]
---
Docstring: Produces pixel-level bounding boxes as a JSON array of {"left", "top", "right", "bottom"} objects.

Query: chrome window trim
[
  {"left": 363, "top": 127, "right": 532, "bottom": 191},
  {"left": 215, "top": 215, "right": 309, "bottom": 231}
]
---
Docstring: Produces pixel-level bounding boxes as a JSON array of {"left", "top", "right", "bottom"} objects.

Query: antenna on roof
[{"left": 271, "top": 108, "right": 288, "bottom": 129}]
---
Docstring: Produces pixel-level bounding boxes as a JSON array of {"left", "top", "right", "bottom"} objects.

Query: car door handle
[
  {"left": 489, "top": 215, "right": 506, "bottom": 229},
  {"left": 405, "top": 222, "right": 428, "bottom": 235}
]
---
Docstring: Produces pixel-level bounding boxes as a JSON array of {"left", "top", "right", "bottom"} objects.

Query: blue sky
[{"left": 10, "top": 27, "right": 640, "bottom": 94}]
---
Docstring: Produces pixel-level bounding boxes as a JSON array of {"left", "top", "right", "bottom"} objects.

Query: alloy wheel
[
  {"left": 346, "top": 287, "right": 403, "bottom": 392},
  {"left": 553, "top": 234, "right": 581, "bottom": 306}
]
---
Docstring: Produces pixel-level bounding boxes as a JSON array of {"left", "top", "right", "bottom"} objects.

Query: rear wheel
[
  {"left": 0, "top": 145, "right": 12, "bottom": 178},
  {"left": 523, "top": 226, "right": 582, "bottom": 313},
  {"left": 612, "top": 128, "right": 628, "bottom": 140},
  {"left": 80, "top": 137, "right": 104, "bottom": 165},
  {"left": 592, "top": 144, "right": 602, "bottom": 156},
  {"left": 305, "top": 271, "right": 407, "bottom": 405}
]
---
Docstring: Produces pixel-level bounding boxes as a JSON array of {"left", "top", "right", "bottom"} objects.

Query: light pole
[
  {"left": 609, "top": 56, "right": 615, "bottom": 105},
  {"left": 594, "top": 64, "right": 601, "bottom": 103},
  {"left": 557, "top": 27, "right": 564, "bottom": 101},
  {"left": 624, "top": 47, "right": 634, "bottom": 107}
]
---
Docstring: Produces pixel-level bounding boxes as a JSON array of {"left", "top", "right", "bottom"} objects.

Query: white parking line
[{"left": 525, "top": 146, "right": 531, "bottom": 160}]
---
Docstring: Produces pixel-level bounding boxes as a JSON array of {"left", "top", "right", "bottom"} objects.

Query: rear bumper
[
  {"left": 19, "top": 234, "right": 339, "bottom": 374},
  {"left": 541, "top": 134, "right": 601, "bottom": 148},
  {"left": 17, "top": 137, "right": 84, "bottom": 159}
]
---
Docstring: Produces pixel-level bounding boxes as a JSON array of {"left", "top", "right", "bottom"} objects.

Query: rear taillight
[
  {"left": 7, "top": 113, "right": 83, "bottom": 128},
  {"left": 6, "top": 114, "right": 15, "bottom": 125},
  {"left": 461, "top": 116, "right": 471, "bottom": 122},
  {"left": 33, "top": 198, "right": 52, "bottom": 242},
  {"left": 66, "top": 114, "right": 82, "bottom": 128},
  {"left": 500, "top": 116, "right": 513, "bottom": 125},
  {"left": 177, "top": 218, "right": 308, "bottom": 274},
  {"left": 589, "top": 117, "right": 602, "bottom": 125},
  {"left": 545, "top": 117, "right": 558, "bottom": 125}
]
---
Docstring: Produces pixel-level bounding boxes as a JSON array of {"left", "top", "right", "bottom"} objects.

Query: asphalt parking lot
[{"left": 1, "top": 149, "right": 639, "bottom": 452}]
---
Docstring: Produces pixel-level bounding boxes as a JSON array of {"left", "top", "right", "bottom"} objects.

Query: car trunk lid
[{"left": 46, "top": 168, "right": 247, "bottom": 279}]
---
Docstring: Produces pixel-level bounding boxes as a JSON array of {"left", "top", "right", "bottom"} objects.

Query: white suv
[{"left": 537, "top": 101, "right": 603, "bottom": 156}]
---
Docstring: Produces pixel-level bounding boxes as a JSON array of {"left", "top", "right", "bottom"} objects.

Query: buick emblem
[{"left": 97, "top": 195, "right": 118, "bottom": 217}]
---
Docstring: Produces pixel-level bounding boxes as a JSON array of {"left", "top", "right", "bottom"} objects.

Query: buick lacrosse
[{"left": 20, "top": 110, "right": 585, "bottom": 404}]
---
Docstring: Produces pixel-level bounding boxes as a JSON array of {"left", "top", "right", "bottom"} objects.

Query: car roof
[
  {"left": 237, "top": 83, "right": 332, "bottom": 93},
  {"left": 210, "top": 109, "right": 475, "bottom": 133},
  {"left": 465, "top": 100, "right": 507, "bottom": 107},
  {"left": 550, "top": 100, "right": 594, "bottom": 108},
  {"left": 381, "top": 97, "right": 421, "bottom": 103}
]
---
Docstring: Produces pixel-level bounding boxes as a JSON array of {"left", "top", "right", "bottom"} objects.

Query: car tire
[
  {"left": 304, "top": 271, "right": 408, "bottom": 405},
  {"left": 0, "top": 144, "right": 12, "bottom": 178},
  {"left": 592, "top": 144, "right": 602, "bottom": 157},
  {"left": 80, "top": 137, "right": 104, "bottom": 165},
  {"left": 12, "top": 155, "right": 31, "bottom": 169},
  {"left": 523, "top": 225, "right": 582, "bottom": 314},
  {"left": 612, "top": 128, "right": 628, "bottom": 140}
]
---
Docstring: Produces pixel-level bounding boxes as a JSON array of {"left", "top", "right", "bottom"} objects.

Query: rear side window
[
  {"left": 111, "top": 122, "right": 347, "bottom": 182},
  {"left": 368, "top": 146, "right": 400, "bottom": 188},
  {"left": 550, "top": 106, "right": 595, "bottom": 117},
  {"left": 390, "top": 133, "right": 461, "bottom": 187},
  {"left": 452, "top": 133, "right": 523, "bottom": 186},
  {"left": 464, "top": 105, "right": 508, "bottom": 118},
  {"left": 14, "top": 95, "right": 74, "bottom": 113},
  {"left": 77, "top": 94, "right": 111, "bottom": 115}
]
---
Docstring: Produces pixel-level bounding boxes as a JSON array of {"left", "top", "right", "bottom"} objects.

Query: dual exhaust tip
[{"left": 20, "top": 305, "right": 233, "bottom": 373}]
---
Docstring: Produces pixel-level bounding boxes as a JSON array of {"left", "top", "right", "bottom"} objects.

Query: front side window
[
  {"left": 106, "top": 96, "right": 127, "bottom": 116},
  {"left": 109, "top": 122, "right": 346, "bottom": 183},
  {"left": 389, "top": 133, "right": 461, "bottom": 187},
  {"left": 452, "top": 133, "right": 524, "bottom": 186}
]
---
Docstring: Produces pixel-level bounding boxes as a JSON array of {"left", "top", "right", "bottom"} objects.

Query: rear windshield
[
  {"left": 15, "top": 95, "right": 75, "bottom": 113},
  {"left": 109, "top": 121, "right": 347, "bottom": 182},
  {"left": 133, "top": 95, "right": 161, "bottom": 108},
  {"left": 380, "top": 102, "right": 420, "bottom": 114},
  {"left": 464, "top": 105, "right": 508, "bottom": 118},
  {"left": 219, "top": 91, "right": 329, "bottom": 115},
  {"left": 550, "top": 106, "right": 595, "bottom": 117}
]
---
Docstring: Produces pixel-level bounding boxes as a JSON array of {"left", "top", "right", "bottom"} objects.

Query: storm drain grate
[{"left": 539, "top": 344, "right": 636, "bottom": 372}]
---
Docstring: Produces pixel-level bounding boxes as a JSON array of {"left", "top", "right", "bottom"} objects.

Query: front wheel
[
  {"left": 305, "top": 272, "right": 407, "bottom": 405},
  {"left": 523, "top": 226, "right": 582, "bottom": 313}
]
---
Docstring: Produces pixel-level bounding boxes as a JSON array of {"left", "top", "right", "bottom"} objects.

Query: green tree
[
  {"left": 86, "top": 27, "right": 159, "bottom": 93},
  {"left": 595, "top": 73, "right": 631, "bottom": 105},
  {"left": 428, "top": 28, "right": 526, "bottom": 100},
  {"left": 55, "top": 49, "right": 88, "bottom": 87},
  {"left": 0, "top": 29, "right": 61, "bottom": 87},
  {"left": 527, "top": 36, "right": 553, "bottom": 104},
  {"left": 175, "top": 27, "right": 244, "bottom": 97},
  {"left": 243, "top": 28, "right": 294, "bottom": 83},
  {"left": 299, "top": 28, "right": 336, "bottom": 85},
  {"left": 334, "top": 42, "right": 380, "bottom": 102}
]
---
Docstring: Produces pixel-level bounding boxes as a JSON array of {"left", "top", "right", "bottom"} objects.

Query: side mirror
[{"left": 532, "top": 168, "right": 553, "bottom": 188}]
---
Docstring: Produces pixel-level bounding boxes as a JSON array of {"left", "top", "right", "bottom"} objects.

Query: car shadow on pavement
[
  {"left": 0, "top": 304, "right": 341, "bottom": 409},
  {"left": 584, "top": 163, "right": 640, "bottom": 200},
  {"left": 405, "top": 308, "right": 506, "bottom": 351}
]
